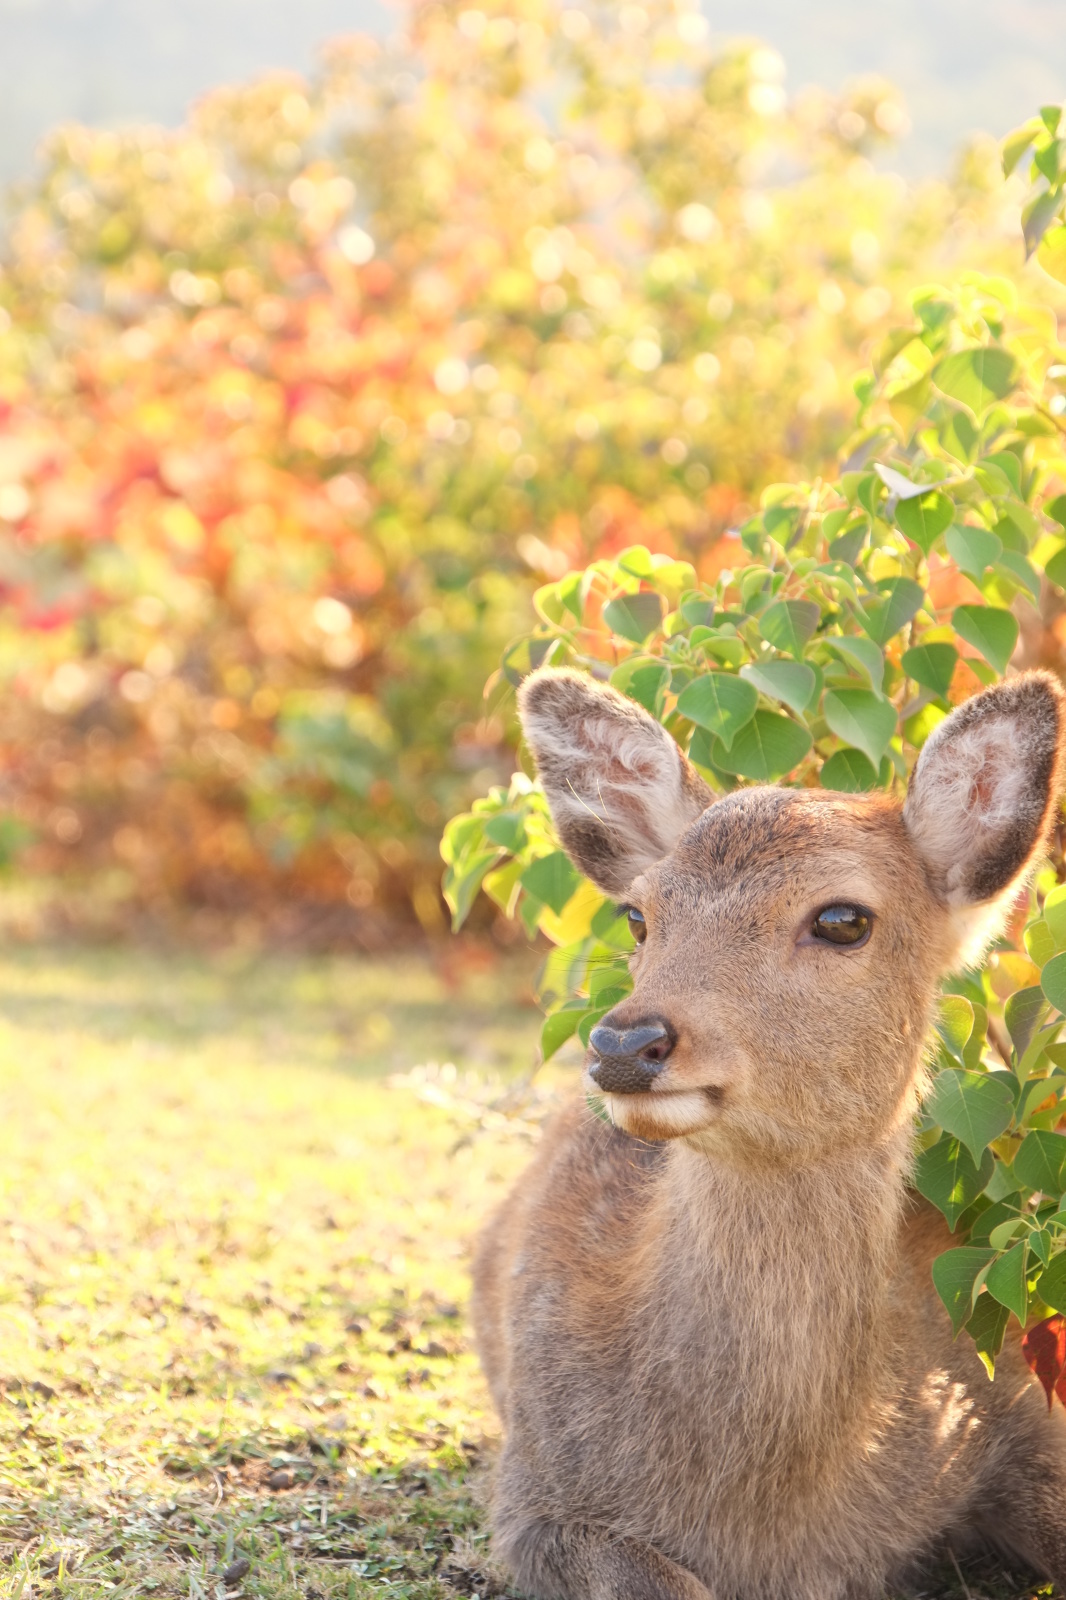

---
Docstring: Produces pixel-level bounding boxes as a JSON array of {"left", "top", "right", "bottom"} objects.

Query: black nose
[{"left": 587, "top": 1018, "right": 676, "bottom": 1094}]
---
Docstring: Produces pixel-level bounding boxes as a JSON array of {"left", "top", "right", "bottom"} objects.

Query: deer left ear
[{"left": 903, "top": 671, "right": 1066, "bottom": 908}]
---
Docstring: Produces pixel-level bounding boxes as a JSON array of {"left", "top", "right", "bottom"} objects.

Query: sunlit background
[
  {"left": 3, "top": 0, "right": 1066, "bottom": 183},
  {"left": 0, "top": 0, "right": 1062, "bottom": 945},
  {"left": 3, "top": 4, "right": 1066, "bottom": 1598}
]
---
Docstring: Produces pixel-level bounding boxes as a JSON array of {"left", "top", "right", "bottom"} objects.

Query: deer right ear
[
  {"left": 517, "top": 667, "right": 713, "bottom": 897},
  {"left": 903, "top": 671, "right": 1066, "bottom": 911}
]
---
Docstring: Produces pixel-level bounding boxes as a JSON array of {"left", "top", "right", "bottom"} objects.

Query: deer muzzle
[{"left": 587, "top": 1019, "right": 676, "bottom": 1094}]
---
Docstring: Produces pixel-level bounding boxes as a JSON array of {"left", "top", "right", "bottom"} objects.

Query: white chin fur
[{"left": 606, "top": 1090, "right": 719, "bottom": 1139}]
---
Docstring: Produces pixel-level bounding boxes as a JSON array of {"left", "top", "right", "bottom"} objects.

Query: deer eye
[
  {"left": 626, "top": 907, "right": 647, "bottom": 945},
  {"left": 811, "top": 904, "right": 871, "bottom": 947}
]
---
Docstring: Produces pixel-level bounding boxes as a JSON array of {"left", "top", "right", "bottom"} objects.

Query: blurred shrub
[{"left": 0, "top": 0, "right": 1041, "bottom": 935}]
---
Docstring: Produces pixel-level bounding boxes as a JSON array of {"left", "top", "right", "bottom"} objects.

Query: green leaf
[
  {"left": 903, "top": 700, "right": 946, "bottom": 749},
  {"left": 983, "top": 1161, "right": 1022, "bottom": 1204},
  {"left": 913, "top": 1135, "right": 994, "bottom": 1229},
  {"left": 1014, "top": 1130, "right": 1066, "bottom": 1196},
  {"left": 983, "top": 1239, "right": 1029, "bottom": 1324},
  {"left": 1001, "top": 500, "right": 1042, "bottom": 543},
  {"left": 1002, "top": 118, "right": 1042, "bottom": 177},
  {"left": 825, "top": 636, "right": 884, "bottom": 692},
  {"left": 940, "top": 408, "right": 979, "bottom": 464},
  {"left": 586, "top": 985, "right": 629, "bottom": 1014},
  {"left": 963, "top": 1005, "right": 989, "bottom": 1070},
  {"left": 483, "top": 811, "right": 527, "bottom": 852},
  {"left": 932, "top": 1246, "right": 996, "bottom": 1336},
  {"left": 951, "top": 605, "right": 1019, "bottom": 674},
  {"left": 1006, "top": 986, "right": 1048, "bottom": 1059},
  {"left": 443, "top": 847, "right": 503, "bottom": 929},
  {"left": 680, "top": 594, "right": 715, "bottom": 627},
  {"left": 591, "top": 899, "right": 627, "bottom": 941},
  {"left": 1042, "top": 950, "right": 1066, "bottom": 1014},
  {"left": 739, "top": 660, "right": 816, "bottom": 715},
  {"left": 859, "top": 578, "right": 924, "bottom": 646},
  {"left": 482, "top": 856, "right": 524, "bottom": 914},
  {"left": 541, "top": 1004, "right": 585, "bottom": 1061},
  {"left": 936, "top": 996, "right": 975, "bottom": 1066},
  {"left": 588, "top": 963, "right": 629, "bottom": 1003},
  {"left": 676, "top": 673, "right": 758, "bottom": 751},
  {"left": 970, "top": 1193, "right": 1024, "bottom": 1242},
  {"left": 984, "top": 451, "right": 1024, "bottom": 496},
  {"left": 1026, "top": 919, "right": 1056, "bottom": 968},
  {"left": 1023, "top": 189, "right": 1063, "bottom": 258},
  {"left": 820, "top": 748, "right": 878, "bottom": 793},
  {"left": 520, "top": 851, "right": 582, "bottom": 916},
  {"left": 558, "top": 571, "right": 585, "bottom": 619},
  {"left": 933, "top": 348, "right": 1017, "bottom": 415},
  {"left": 996, "top": 550, "right": 1042, "bottom": 601},
  {"left": 876, "top": 325, "right": 921, "bottom": 371},
  {"left": 1030, "top": 1227, "right": 1053, "bottom": 1268},
  {"left": 965, "top": 1290, "right": 1010, "bottom": 1378},
  {"left": 1044, "top": 884, "right": 1066, "bottom": 947},
  {"left": 901, "top": 642, "right": 957, "bottom": 697},
  {"left": 601, "top": 592, "right": 665, "bottom": 644},
  {"left": 440, "top": 811, "right": 483, "bottom": 866},
  {"left": 856, "top": 473, "right": 883, "bottom": 519},
  {"left": 887, "top": 375, "right": 933, "bottom": 439},
  {"left": 518, "top": 889, "right": 544, "bottom": 938},
  {"left": 822, "top": 690, "right": 897, "bottom": 768},
  {"left": 1016, "top": 1074, "right": 1066, "bottom": 1126},
  {"left": 710, "top": 712, "right": 813, "bottom": 782},
  {"left": 759, "top": 599, "right": 821, "bottom": 658},
  {"left": 1036, "top": 1248, "right": 1066, "bottom": 1315},
  {"left": 895, "top": 491, "right": 953, "bottom": 554},
  {"left": 923, "top": 1070, "right": 1015, "bottom": 1165},
  {"left": 828, "top": 524, "right": 868, "bottom": 566},
  {"left": 610, "top": 657, "right": 668, "bottom": 715},
  {"left": 988, "top": 1217, "right": 1028, "bottom": 1250},
  {"left": 501, "top": 634, "right": 563, "bottom": 687},
  {"left": 1045, "top": 546, "right": 1066, "bottom": 592},
  {"left": 700, "top": 635, "right": 747, "bottom": 669},
  {"left": 944, "top": 524, "right": 1003, "bottom": 580}
]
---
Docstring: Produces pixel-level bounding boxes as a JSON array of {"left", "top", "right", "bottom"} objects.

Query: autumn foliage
[{"left": 0, "top": 0, "right": 1043, "bottom": 936}]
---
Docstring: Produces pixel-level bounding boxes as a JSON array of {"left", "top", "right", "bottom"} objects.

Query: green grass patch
[
  {"left": 0, "top": 945, "right": 545, "bottom": 1598},
  {"left": 0, "top": 945, "right": 1055, "bottom": 1599}
]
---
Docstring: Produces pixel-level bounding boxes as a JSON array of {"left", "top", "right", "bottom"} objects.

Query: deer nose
[{"left": 587, "top": 1019, "right": 676, "bottom": 1094}]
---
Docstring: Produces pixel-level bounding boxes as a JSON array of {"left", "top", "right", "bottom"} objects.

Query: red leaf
[{"left": 1022, "top": 1314, "right": 1066, "bottom": 1409}]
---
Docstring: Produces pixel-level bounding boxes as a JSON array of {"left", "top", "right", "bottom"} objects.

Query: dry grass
[{"left": 0, "top": 943, "right": 1055, "bottom": 1599}]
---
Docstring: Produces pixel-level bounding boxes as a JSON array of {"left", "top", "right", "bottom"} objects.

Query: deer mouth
[
  {"left": 589, "top": 1082, "right": 727, "bottom": 1140},
  {"left": 583, "top": 1069, "right": 725, "bottom": 1105}
]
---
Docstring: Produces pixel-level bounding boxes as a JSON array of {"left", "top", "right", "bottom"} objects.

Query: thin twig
[{"left": 947, "top": 1542, "right": 973, "bottom": 1600}]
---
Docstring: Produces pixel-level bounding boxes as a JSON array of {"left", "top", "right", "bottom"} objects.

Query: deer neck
[{"left": 647, "top": 1125, "right": 913, "bottom": 1463}]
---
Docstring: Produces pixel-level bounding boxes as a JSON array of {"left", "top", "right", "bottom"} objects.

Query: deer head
[{"left": 519, "top": 667, "right": 1066, "bottom": 1165}]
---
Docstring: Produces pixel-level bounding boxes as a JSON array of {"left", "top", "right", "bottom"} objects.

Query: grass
[{"left": 0, "top": 942, "right": 1056, "bottom": 1600}]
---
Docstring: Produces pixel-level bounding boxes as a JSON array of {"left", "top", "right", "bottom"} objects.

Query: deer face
[{"left": 519, "top": 668, "right": 1066, "bottom": 1164}]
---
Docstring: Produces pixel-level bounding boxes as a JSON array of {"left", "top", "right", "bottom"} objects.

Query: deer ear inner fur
[
  {"left": 902, "top": 671, "right": 1066, "bottom": 908},
  {"left": 517, "top": 667, "right": 713, "bottom": 897}
]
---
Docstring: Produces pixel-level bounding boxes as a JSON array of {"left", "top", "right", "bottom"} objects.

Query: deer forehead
[{"left": 633, "top": 786, "right": 919, "bottom": 919}]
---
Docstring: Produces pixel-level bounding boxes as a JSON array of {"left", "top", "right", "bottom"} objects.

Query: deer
[{"left": 471, "top": 664, "right": 1066, "bottom": 1600}]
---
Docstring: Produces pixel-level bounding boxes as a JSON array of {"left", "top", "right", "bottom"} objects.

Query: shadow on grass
[{"left": 0, "top": 943, "right": 543, "bottom": 1080}]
